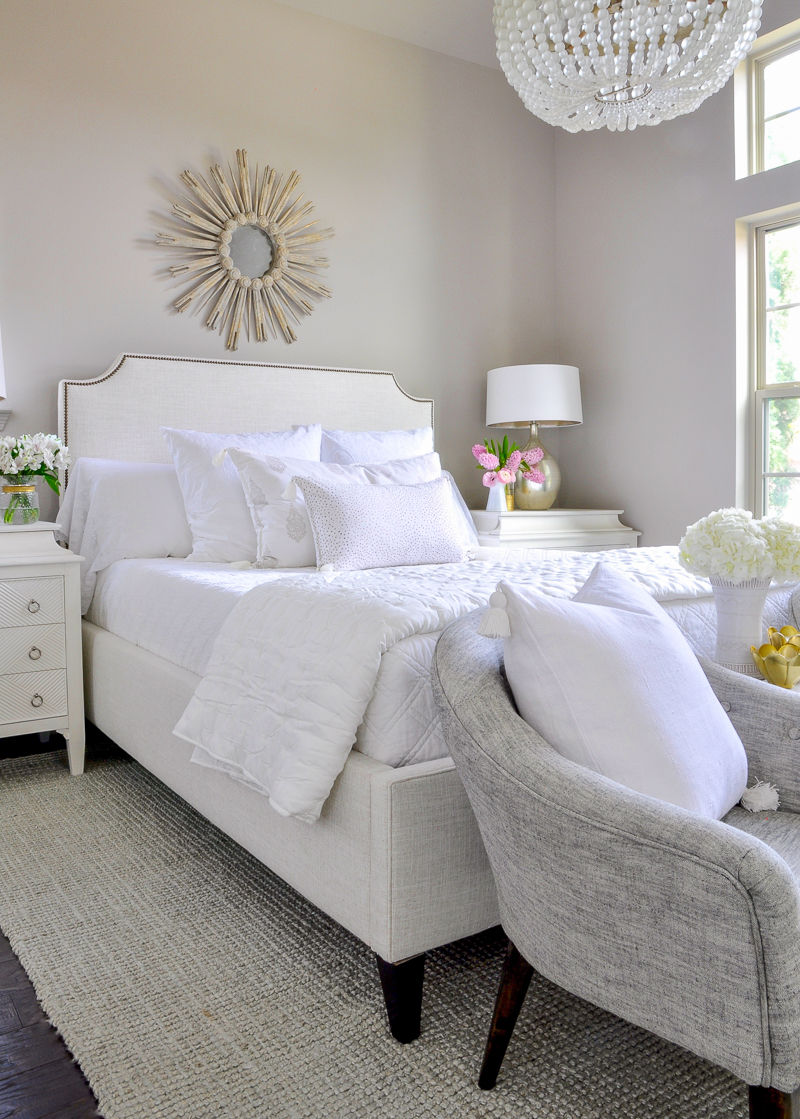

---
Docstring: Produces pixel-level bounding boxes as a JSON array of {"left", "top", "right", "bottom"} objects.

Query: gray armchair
[{"left": 432, "top": 611, "right": 800, "bottom": 1119}]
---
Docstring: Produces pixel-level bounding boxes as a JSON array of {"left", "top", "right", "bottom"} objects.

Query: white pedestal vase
[{"left": 709, "top": 575, "right": 772, "bottom": 675}]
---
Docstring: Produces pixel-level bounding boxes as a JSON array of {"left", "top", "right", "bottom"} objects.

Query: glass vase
[{"left": 1, "top": 475, "right": 39, "bottom": 525}]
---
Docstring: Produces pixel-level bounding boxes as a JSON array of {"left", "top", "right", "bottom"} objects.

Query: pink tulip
[
  {"left": 522, "top": 468, "right": 546, "bottom": 484},
  {"left": 482, "top": 471, "right": 500, "bottom": 487},
  {"left": 506, "top": 450, "right": 523, "bottom": 473},
  {"left": 496, "top": 467, "right": 515, "bottom": 485}
]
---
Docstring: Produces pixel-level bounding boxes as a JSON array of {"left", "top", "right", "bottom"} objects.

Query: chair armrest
[{"left": 700, "top": 656, "right": 800, "bottom": 813}]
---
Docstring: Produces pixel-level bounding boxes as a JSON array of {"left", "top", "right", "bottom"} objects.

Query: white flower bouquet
[
  {"left": 0, "top": 433, "right": 69, "bottom": 525},
  {"left": 678, "top": 507, "right": 799, "bottom": 585},
  {"left": 680, "top": 507, "right": 800, "bottom": 677}
]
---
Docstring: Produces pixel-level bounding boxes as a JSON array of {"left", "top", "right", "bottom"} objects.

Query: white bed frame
[{"left": 59, "top": 353, "right": 500, "bottom": 1043}]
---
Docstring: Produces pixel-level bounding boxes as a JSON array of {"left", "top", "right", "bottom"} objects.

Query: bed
[{"left": 59, "top": 352, "right": 796, "bottom": 1044}]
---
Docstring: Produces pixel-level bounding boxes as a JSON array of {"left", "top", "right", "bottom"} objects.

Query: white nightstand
[
  {"left": 470, "top": 508, "right": 641, "bottom": 551},
  {"left": 0, "top": 522, "right": 85, "bottom": 774}
]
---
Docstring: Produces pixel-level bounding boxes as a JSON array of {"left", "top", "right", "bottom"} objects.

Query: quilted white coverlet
[{"left": 173, "top": 546, "right": 792, "bottom": 823}]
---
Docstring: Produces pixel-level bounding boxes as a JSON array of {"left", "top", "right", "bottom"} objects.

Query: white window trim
[
  {"left": 750, "top": 209, "right": 800, "bottom": 517},
  {"left": 734, "top": 17, "right": 800, "bottom": 180}
]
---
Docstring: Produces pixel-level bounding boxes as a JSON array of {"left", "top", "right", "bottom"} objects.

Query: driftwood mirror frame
[{"left": 157, "top": 149, "right": 333, "bottom": 350}]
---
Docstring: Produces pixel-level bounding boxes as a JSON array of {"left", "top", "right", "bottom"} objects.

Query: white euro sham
[
  {"left": 320, "top": 426, "right": 433, "bottom": 465},
  {"left": 161, "top": 425, "right": 321, "bottom": 563}
]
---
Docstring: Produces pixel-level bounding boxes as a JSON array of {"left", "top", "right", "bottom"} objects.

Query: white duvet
[{"left": 173, "top": 546, "right": 790, "bottom": 824}]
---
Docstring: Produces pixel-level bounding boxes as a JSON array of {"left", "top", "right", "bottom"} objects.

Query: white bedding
[
  {"left": 86, "top": 558, "right": 446, "bottom": 767},
  {"left": 165, "top": 547, "right": 795, "bottom": 823},
  {"left": 87, "top": 553, "right": 795, "bottom": 782}
]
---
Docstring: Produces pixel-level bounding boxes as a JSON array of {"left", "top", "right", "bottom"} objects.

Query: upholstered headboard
[{"left": 58, "top": 353, "right": 434, "bottom": 466}]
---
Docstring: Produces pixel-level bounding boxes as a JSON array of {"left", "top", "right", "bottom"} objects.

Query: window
[
  {"left": 755, "top": 216, "right": 800, "bottom": 517},
  {"left": 735, "top": 19, "right": 800, "bottom": 178},
  {"left": 761, "top": 46, "right": 800, "bottom": 171}
]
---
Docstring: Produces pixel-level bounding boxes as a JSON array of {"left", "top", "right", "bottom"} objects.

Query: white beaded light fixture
[{"left": 494, "top": 0, "right": 762, "bottom": 132}]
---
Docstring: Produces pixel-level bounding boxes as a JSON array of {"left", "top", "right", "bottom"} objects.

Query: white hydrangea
[
  {"left": 678, "top": 508, "right": 774, "bottom": 584},
  {"left": 760, "top": 518, "right": 800, "bottom": 583}
]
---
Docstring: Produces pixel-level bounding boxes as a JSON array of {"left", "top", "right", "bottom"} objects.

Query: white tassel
[
  {"left": 212, "top": 448, "right": 228, "bottom": 467},
  {"left": 319, "top": 563, "right": 334, "bottom": 573},
  {"left": 740, "top": 780, "right": 781, "bottom": 813},
  {"left": 478, "top": 589, "right": 511, "bottom": 638},
  {"left": 282, "top": 480, "right": 297, "bottom": 501},
  {"left": 228, "top": 560, "right": 253, "bottom": 570}
]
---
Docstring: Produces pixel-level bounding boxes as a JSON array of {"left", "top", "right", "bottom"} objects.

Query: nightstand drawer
[
  {"left": 0, "top": 669, "right": 68, "bottom": 724},
  {"left": 0, "top": 577, "right": 64, "bottom": 628},
  {"left": 0, "top": 624, "right": 66, "bottom": 675}
]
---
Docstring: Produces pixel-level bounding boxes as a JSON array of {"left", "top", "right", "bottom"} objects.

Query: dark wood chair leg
[
  {"left": 479, "top": 940, "right": 535, "bottom": 1090},
  {"left": 375, "top": 952, "right": 425, "bottom": 1043},
  {"left": 749, "top": 1086, "right": 794, "bottom": 1119}
]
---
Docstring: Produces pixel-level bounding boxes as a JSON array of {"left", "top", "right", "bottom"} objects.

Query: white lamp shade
[
  {"left": 0, "top": 324, "right": 5, "bottom": 401},
  {"left": 486, "top": 364, "right": 582, "bottom": 429}
]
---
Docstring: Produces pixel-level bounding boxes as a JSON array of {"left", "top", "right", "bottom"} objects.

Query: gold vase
[
  {"left": 514, "top": 423, "right": 560, "bottom": 511},
  {"left": 505, "top": 484, "right": 515, "bottom": 511}
]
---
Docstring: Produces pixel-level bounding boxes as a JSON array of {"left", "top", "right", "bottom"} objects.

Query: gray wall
[
  {"left": 554, "top": 0, "right": 800, "bottom": 545},
  {"left": 0, "top": 0, "right": 557, "bottom": 515}
]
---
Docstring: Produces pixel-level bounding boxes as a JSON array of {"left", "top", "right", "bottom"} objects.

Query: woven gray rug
[{"left": 0, "top": 747, "right": 746, "bottom": 1119}]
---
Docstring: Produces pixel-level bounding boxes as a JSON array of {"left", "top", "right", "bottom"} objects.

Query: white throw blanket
[{"left": 174, "top": 546, "right": 716, "bottom": 823}]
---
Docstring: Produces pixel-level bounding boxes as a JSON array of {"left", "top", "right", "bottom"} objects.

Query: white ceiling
[{"left": 274, "top": 0, "right": 501, "bottom": 70}]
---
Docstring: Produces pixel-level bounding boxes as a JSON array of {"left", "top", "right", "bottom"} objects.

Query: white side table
[
  {"left": 470, "top": 508, "right": 641, "bottom": 551},
  {"left": 0, "top": 522, "right": 85, "bottom": 774}
]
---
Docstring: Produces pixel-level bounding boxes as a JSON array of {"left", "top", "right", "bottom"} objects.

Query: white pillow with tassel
[{"left": 480, "top": 562, "right": 749, "bottom": 821}]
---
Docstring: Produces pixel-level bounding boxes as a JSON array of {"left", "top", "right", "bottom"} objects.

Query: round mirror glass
[{"left": 228, "top": 225, "right": 273, "bottom": 277}]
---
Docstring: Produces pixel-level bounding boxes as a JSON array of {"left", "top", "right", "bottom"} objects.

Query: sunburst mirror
[{"left": 156, "top": 150, "right": 333, "bottom": 349}]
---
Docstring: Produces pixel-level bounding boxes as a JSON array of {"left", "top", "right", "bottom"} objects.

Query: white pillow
[
  {"left": 227, "top": 449, "right": 443, "bottom": 568},
  {"left": 320, "top": 427, "right": 433, "bottom": 465},
  {"left": 295, "top": 475, "right": 468, "bottom": 572},
  {"left": 56, "top": 458, "right": 193, "bottom": 613},
  {"left": 500, "top": 563, "right": 748, "bottom": 820},
  {"left": 161, "top": 425, "right": 321, "bottom": 563}
]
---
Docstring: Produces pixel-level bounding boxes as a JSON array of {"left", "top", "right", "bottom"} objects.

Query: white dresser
[
  {"left": 0, "top": 522, "right": 85, "bottom": 774},
  {"left": 470, "top": 508, "right": 641, "bottom": 551}
]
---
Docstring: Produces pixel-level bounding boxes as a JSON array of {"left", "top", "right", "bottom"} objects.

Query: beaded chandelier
[{"left": 494, "top": 0, "right": 762, "bottom": 132}]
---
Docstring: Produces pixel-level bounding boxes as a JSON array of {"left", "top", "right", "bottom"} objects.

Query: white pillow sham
[
  {"left": 295, "top": 475, "right": 468, "bottom": 572},
  {"left": 161, "top": 425, "right": 321, "bottom": 563},
  {"left": 227, "top": 449, "right": 443, "bottom": 568},
  {"left": 500, "top": 563, "right": 748, "bottom": 820},
  {"left": 56, "top": 458, "right": 193, "bottom": 613},
  {"left": 320, "top": 426, "right": 433, "bottom": 465}
]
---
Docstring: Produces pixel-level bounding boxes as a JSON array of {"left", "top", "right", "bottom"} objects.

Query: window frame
[
  {"left": 735, "top": 17, "right": 800, "bottom": 179},
  {"left": 753, "top": 210, "right": 800, "bottom": 517}
]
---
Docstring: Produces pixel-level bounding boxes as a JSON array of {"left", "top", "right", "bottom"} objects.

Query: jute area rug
[{"left": 0, "top": 746, "right": 746, "bottom": 1119}]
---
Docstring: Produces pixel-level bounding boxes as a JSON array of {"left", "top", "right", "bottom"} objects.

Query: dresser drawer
[
  {"left": 0, "top": 577, "right": 64, "bottom": 628},
  {"left": 0, "top": 624, "right": 66, "bottom": 675},
  {"left": 0, "top": 669, "right": 68, "bottom": 724}
]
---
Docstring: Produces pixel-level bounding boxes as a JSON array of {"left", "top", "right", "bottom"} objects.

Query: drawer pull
[
  {"left": 30, "top": 693, "right": 43, "bottom": 708},
  {"left": 28, "top": 646, "right": 42, "bottom": 661},
  {"left": 27, "top": 600, "right": 41, "bottom": 614}
]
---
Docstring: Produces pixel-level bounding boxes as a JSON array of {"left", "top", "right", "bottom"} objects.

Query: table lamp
[{"left": 486, "top": 364, "right": 582, "bottom": 510}]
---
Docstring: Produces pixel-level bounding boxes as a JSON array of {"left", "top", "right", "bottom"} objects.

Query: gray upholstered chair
[{"left": 432, "top": 611, "right": 800, "bottom": 1119}]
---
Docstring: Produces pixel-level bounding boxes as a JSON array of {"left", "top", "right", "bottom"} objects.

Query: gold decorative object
[
  {"left": 751, "top": 626, "right": 800, "bottom": 689},
  {"left": 156, "top": 149, "right": 333, "bottom": 350}
]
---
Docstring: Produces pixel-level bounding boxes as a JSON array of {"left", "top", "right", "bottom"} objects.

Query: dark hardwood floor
[{"left": 0, "top": 732, "right": 101, "bottom": 1119}]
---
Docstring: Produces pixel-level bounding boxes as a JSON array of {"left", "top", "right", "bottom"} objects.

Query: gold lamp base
[{"left": 514, "top": 423, "right": 560, "bottom": 511}]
